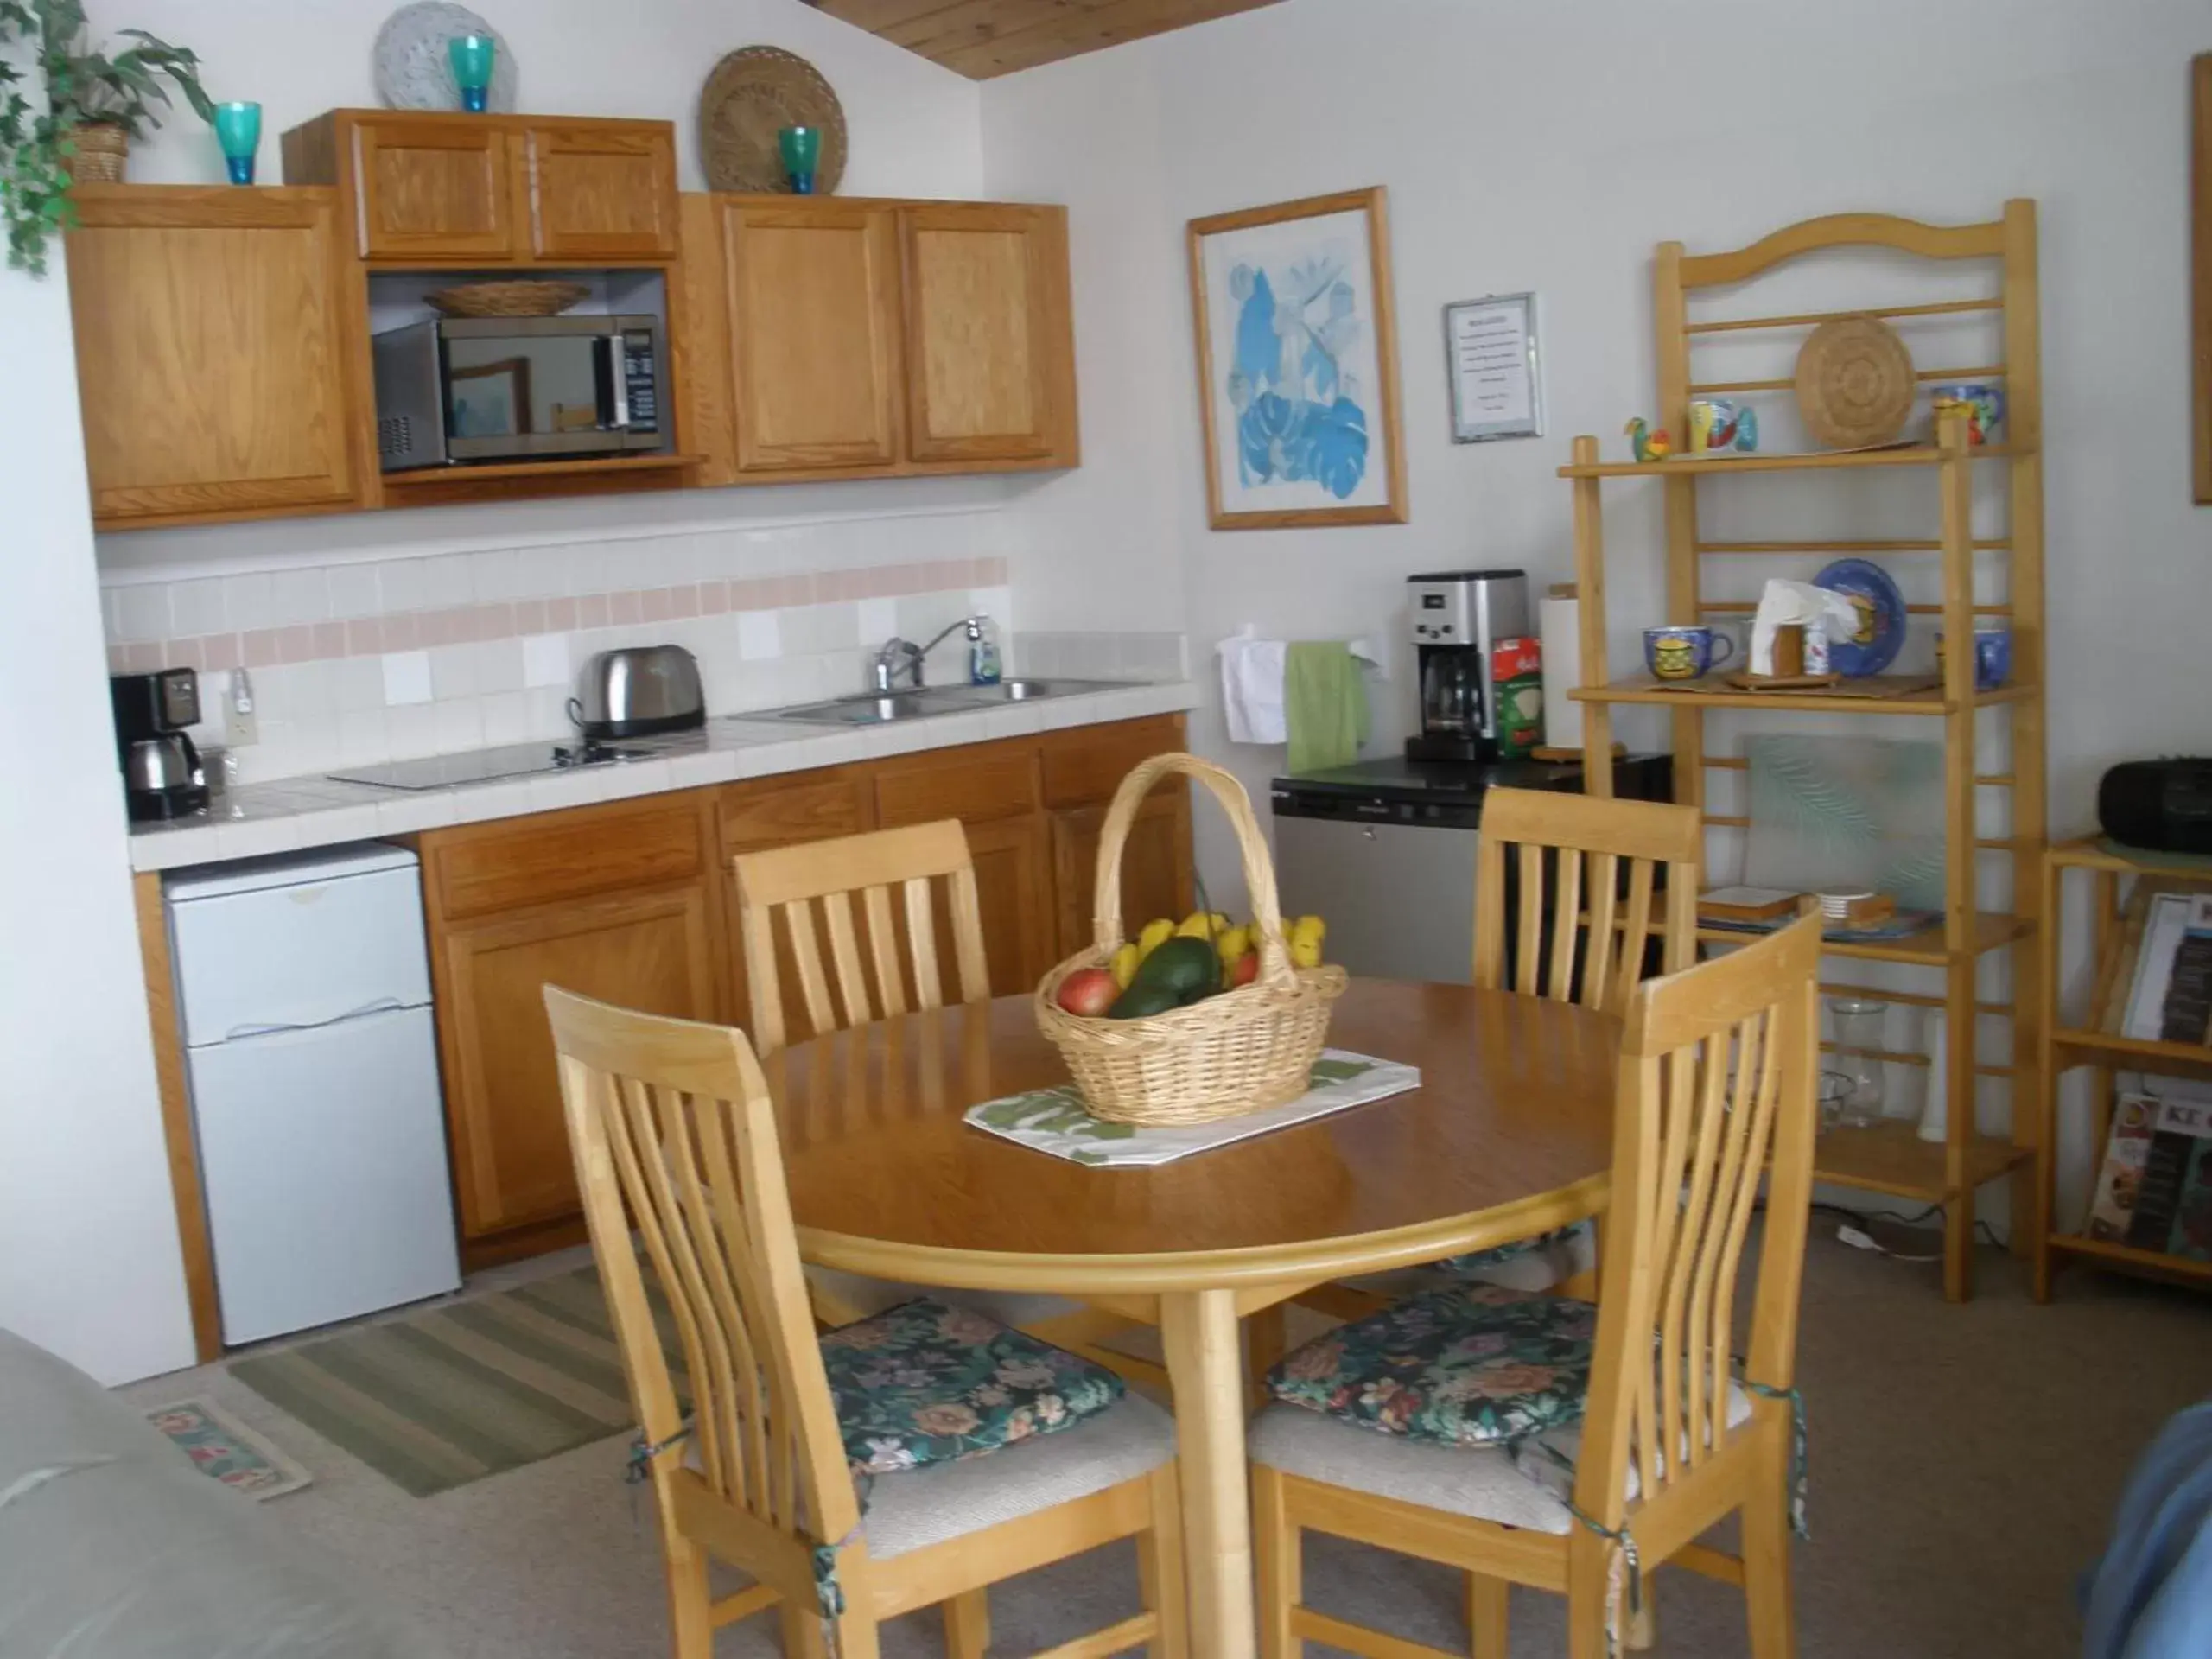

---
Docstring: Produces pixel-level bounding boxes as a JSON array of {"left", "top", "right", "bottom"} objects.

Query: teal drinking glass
[
  {"left": 213, "top": 101, "right": 262, "bottom": 185},
  {"left": 778, "top": 124, "right": 821, "bottom": 194},
  {"left": 448, "top": 35, "right": 496, "bottom": 112}
]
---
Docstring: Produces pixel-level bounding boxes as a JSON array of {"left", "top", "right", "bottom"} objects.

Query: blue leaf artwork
[{"left": 1209, "top": 213, "right": 1382, "bottom": 508}]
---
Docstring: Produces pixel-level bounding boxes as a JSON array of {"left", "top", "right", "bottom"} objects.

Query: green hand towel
[{"left": 1284, "top": 641, "right": 1369, "bottom": 774}]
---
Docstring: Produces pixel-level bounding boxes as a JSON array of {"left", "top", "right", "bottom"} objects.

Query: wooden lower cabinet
[
  {"left": 435, "top": 882, "right": 721, "bottom": 1241},
  {"left": 421, "top": 716, "right": 1186, "bottom": 1260}
]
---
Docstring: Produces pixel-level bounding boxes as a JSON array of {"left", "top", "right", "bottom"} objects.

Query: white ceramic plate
[{"left": 372, "top": 3, "right": 519, "bottom": 113}]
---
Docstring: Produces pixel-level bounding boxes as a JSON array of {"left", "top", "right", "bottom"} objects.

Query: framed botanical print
[{"left": 1187, "top": 186, "right": 1408, "bottom": 530}]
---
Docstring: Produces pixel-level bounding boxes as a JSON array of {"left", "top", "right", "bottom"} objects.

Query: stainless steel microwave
[{"left": 370, "top": 314, "right": 667, "bottom": 472}]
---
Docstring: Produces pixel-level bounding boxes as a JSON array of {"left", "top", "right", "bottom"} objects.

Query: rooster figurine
[{"left": 1624, "top": 418, "right": 1672, "bottom": 463}]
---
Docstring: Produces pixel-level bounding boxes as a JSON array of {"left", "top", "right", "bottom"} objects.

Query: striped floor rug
[{"left": 231, "top": 1267, "right": 687, "bottom": 1497}]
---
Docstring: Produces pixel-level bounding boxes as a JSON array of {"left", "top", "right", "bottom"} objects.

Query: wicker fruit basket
[
  {"left": 425, "top": 280, "right": 591, "bottom": 319},
  {"left": 1035, "top": 752, "right": 1346, "bottom": 1126}
]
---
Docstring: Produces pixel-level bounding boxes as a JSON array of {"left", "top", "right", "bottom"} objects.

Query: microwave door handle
[{"left": 594, "top": 333, "right": 632, "bottom": 430}]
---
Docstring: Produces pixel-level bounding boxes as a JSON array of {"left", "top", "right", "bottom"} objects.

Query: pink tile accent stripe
[{"left": 129, "top": 556, "right": 1007, "bottom": 672}]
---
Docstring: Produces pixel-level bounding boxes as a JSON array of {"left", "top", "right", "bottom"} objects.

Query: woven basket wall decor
[
  {"left": 698, "top": 46, "right": 848, "bottom": 195},
  {"left": 1794, "top": 315, "right": 1916, "bottom": 449}
]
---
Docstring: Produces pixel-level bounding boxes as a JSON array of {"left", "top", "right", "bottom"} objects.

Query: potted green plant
[{"left": 0, "top": 0, "right": 213, "bottom": 273}]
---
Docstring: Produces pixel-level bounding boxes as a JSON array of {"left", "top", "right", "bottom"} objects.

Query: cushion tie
[
  {"left": 1527, "top": 1440, "right": 1641, "bottom": 1659},
  {"left": 625, "top": 1420, "right": 694, "bottom": 1486},
  {"left": 1739, "top": 1377, "right": 1810, "bottom": 1539}
]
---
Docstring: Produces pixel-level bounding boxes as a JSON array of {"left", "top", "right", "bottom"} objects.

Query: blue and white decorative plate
[
  {"left": 1812, "top": 557, "right": 1907, "bottom": 677},
  {"left": 373, "top": 3, "right": 519, "bottom": 113}
]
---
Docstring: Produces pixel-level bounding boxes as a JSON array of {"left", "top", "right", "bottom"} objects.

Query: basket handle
[{"left": 1091, "top": 751, "right": 1296, "bottom": 989}]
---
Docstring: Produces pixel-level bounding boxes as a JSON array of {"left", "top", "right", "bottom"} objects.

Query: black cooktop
[{"left": 1271, "top": 754, "right": 1586, "bottom": 804}]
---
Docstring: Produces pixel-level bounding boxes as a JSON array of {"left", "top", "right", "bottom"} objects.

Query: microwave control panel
[{"left": 623, "top": 334, "right": 659, "bottom": 433}]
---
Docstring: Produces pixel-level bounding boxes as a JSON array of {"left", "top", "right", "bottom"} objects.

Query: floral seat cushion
[
  {"left": 820, "top": 1298, "right": 1125, "bottom": 1477},
  {"left": 1268, "top": 1285, "right": 1595, "bottom": 1448},
  {"left": 1434, "top": 1219, "right": 1595, "bottom": 1287}
]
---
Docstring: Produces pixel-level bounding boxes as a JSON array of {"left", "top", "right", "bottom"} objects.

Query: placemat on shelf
[{"left": 966, "top": 1050, "right": 1419, "bottom": 1166}]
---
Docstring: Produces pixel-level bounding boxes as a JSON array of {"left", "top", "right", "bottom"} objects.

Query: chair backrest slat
[
  {"left": 1470, "top": 788, "right": 1700, "bottom": 1015},
  {"left": 1573, "top": 916, "right": 1821, "bottom": 1529},
  {"left": 734, "top": 820, "right": 990, "bottom": 1056},
  {"left": 546, "top": 987, "right": 859, "bottom": 1564}
]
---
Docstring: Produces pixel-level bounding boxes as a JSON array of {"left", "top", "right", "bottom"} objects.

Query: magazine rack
[{"left": 2034, "top": 837, "right": 2212, "bottom": 1298}]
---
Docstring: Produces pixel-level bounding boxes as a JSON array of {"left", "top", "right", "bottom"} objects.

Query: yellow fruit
[
  {"left": 1109, "top": 943, "right": 1141, "bottom": 988},
  {"left": 1288, "top": 915, "right": 1325, "bottom": 969},
  {"left": 1291, "top": 914, "right": 1326, "bottom": 945},
  {"left": 1214, "top": 925, "right": 1249, "bottom": 969},
  {"left": 1135, "top": 918, "right": 1176, "bottom": 961}
]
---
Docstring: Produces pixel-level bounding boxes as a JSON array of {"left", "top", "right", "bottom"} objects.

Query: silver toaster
[{"left": 570, "top": 645, "right": 705, "bottom": 740}]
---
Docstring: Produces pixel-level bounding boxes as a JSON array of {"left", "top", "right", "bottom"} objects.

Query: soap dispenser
[{"left": 967, "top": 617, "right": 1002, "bottom": 686}]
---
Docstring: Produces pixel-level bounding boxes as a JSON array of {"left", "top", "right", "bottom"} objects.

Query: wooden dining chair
[
  {"left": 1249, "top": 914, "right": 1820, "bottom": 1659},
  {"left": 545, "top": 985, "right": 1189, "bottom": 1659},
  {"left": 732, "top": 820, "right": 1191, "bottom": 1389},
  {"left": 1302, "top": 787, "right": 1704, "bottom": 1319}
]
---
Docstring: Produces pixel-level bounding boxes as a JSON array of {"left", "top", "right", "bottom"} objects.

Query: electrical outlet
[{"left": 225, "top": 700, "right": 259, "bottom": 747}]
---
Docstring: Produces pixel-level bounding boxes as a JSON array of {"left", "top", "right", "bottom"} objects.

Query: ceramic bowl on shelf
[{"left": 1811, "top": 557, "right": 1907, "bottom": 677}]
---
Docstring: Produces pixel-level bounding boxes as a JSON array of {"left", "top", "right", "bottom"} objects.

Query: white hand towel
[{"left": 1218, "top": 629, "right": 1288, "bottom": 745}]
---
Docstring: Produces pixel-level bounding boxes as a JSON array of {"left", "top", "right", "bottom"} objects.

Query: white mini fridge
[{"left": 168, "top": 843, "right": 462, "bottom": 1345}]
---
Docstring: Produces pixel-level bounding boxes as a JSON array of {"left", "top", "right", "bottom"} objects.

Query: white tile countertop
[{"left": 130, "top": 681, "right": 1201, "bottom": 874}]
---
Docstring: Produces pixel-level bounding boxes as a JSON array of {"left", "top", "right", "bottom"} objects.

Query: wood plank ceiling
[{"left": 810, "top": 0, "right": 1287, "bottom": 79}]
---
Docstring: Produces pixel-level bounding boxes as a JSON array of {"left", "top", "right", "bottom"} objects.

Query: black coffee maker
[
  {"left": 1404, "top": 569, "right": 1533, "bottom": 762},
  {"left": 111, "top": 668, "right": 210, "bottom": 821}
]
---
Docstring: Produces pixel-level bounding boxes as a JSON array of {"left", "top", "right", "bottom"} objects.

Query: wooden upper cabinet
[
  {"left": 350, "top": 118, "right": 519, "bottom": 259},
  {"left": 282, "top": 111, "right": 677, "bottom": 265},
  {"left": 721, "top": 201, "right": 902, "bottom": 472},
  {"left": 524, "top": 123, "right": 678, "bottom": 260},
  {"left": 900, "top": 203, "right": 1077, "bottom": 464},
  {"left": 66, "top": 187, "right": 362, "bottom": 526}
]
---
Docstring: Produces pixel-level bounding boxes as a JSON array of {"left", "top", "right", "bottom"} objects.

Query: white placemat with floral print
[{"left": 963, "top": 1050, "right": 1419, "bottom": 1166}]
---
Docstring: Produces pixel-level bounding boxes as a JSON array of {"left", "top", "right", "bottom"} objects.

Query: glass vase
[
  {"left": 1825, "top": 995, "right": 1888, "bottom": 1129},
  {"left": 213, "top": 101, "right": 262, "bottom": 185},
  {"left": 448, "top": 35, "right": 496, "bottom": 112},
  {"left": 779, "top": 124, "right": 821, "bottom": 194}
]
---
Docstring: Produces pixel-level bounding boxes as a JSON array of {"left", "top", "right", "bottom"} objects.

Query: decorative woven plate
[
  {"left": 699, "top": 46, "right": 848, "bottom": 194},
  {"left": 427, "top": 280, "right": 590, "bottom": 318},
  {"left": 373, "top": 3, "right": 519, "bottom": 113},
  {"left": 1795, "top": 316, "right": 1916, "bottom": 448}
]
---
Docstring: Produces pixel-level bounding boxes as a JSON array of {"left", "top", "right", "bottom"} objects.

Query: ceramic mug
[
  {"left": 1930, "top": 382, "right": 2005, "bottom": 446},
  {"left": 1643, "top": 624, "right": 1734, "bottom": 681},
  {"left": 1935, "top": 623, "right": 2012, "bottom": 691}
]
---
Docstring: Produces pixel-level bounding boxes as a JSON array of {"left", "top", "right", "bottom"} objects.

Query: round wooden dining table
[{"left": 761, "top": 978, "right": 1620, "bottom": 1659}]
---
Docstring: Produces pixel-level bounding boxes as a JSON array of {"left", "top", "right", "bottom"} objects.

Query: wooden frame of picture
[
  {"left": 1186, "top": 186, "right": 1408, "bottom": 531},
  {"left": 2196, "top": 54, "right": 2211, "bottom": 505}
]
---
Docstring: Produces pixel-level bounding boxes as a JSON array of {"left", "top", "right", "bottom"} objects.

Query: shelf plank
[
  {"left": 1571, "top": 675, "right": 2037, "bottom": 715},
  {"left": 2046, "top": 836, "right": 2212, "bottom": 880},
  {"left": 1557, "top": 444, "right": 2024, "bottom": 479},
  {"left": 382, "top": 453, "right": 703, "bottom": 486},
  {"left": 2051, "top": 1028, "right": 2212, "bottom": 1069},
  {"left": 1705, "top": 911, "right": 2030, "bottom": 967},
  {"left": 2048, "top": 1232, "right": 2212, "bottom": 1287},
  {"left": 1813, "top": 1120, "right": 2031, "bottom": 1201}
]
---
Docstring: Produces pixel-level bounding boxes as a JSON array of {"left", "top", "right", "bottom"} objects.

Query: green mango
[
  {"left": 1128, "top": 936, "right": 1220, "bottom": 999},
  {"left": 1107, "top": 982, "right": 1181, "bottom": 1020}
]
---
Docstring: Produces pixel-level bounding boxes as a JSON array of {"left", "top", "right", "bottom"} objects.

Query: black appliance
[
  {"left": 111, "top": 668, "right": 209, "bottom": 822},
  {"left": 2100, "top": 760, "right": 2212, "bottom": 855}
]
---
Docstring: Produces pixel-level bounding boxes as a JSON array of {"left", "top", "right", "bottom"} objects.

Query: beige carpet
[{"left": 121, "top": 1235, "right": 2212, "bottom": 1658}]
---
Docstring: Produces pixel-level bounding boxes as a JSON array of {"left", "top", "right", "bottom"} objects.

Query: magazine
[
  {"left": 2086, "top": 1089, "right": 2212, "bottom": 1262},
  {"left": 2119, "top": 893, "right": 2212, "bottom": 1045}
]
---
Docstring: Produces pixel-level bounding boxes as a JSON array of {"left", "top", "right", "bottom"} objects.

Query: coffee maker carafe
[
  {"left": 1405, "top": 569, "right": 1534, "bottom": 763},
  {"left": 111, "top": 668, "right": 209, "bottom": 821}
]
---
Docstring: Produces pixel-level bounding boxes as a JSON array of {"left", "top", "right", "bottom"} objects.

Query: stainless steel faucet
[{"left": 871, "top": 614, "right": 988, "bottom": 692}]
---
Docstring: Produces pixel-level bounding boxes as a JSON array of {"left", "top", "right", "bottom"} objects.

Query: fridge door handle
[{"left": 224, "top": 996, "right": 409, "bottom": 1043}]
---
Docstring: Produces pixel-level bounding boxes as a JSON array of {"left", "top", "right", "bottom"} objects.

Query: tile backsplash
[{"left": 101, "top": 509, "right": 1185, "bottom": 785}]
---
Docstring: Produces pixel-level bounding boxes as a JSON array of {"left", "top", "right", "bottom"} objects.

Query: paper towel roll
[{"left": 1538, "top": 594, "right": 1582, "bottom": 750}]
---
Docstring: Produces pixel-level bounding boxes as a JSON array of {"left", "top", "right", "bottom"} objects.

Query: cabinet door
[
  {"left": 353, "top": 119, "right": 519, "bottom": 258},
  {"left": 899, "top": 204, "right": 1077, "bottom": 464},
  {"left": 525, "top": 124, "right": 678, "bottom": 260},
  {"left": 66, "top": 188, "right": 361, "bottom": 525},
  {"left": 963, "top": 814, "right": 1056, "bottom": 995},
  {"left": 722, "top": 201, "right": 903, "bottom": 473},
  {"left": 438, "top": 883, "right": 721, "bottom": 1239},
  {"left": 1051, "top": 791, "right": 1193, "bottom": 961}
]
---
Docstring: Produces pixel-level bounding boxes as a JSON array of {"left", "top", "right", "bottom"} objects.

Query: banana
[
  {"left": 1135, "top": 918, "right": 1176, "bottom": 962},
  {"left": 1214, "top": 924, "right": 1250, "bottom": 969},
  {"left": 1175, "top": 909, "right": 1230, "bottom": 940},
  {"left": 1288, "top": 913, "right": 1326, "bottom": 969},
  {"left": 1109, "top": 942, "right": 1141, "bottom": 988}
]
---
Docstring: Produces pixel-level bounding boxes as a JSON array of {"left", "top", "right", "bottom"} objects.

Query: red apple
[
  {"left": 1230, "top": 951, "right": 1260, "bottom": 988},
  {"left": 1055, "top": 967, "right": 1120, "bottom": 1017}
]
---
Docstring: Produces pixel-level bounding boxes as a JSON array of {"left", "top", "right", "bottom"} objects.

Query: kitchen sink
[{"left": 765, "top": 679, "right": 1128, "bottom": 726}]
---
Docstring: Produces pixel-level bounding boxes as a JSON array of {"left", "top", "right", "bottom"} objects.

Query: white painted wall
[
  {"left": 0, "top": 187, "right": 196, "bottom": 1376},
  {"left": 983, "top": 0, "right": 2212, "bottom": 1221},
  {"left": 98, "top": 0, "right": 980, "bottom": 198}
]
